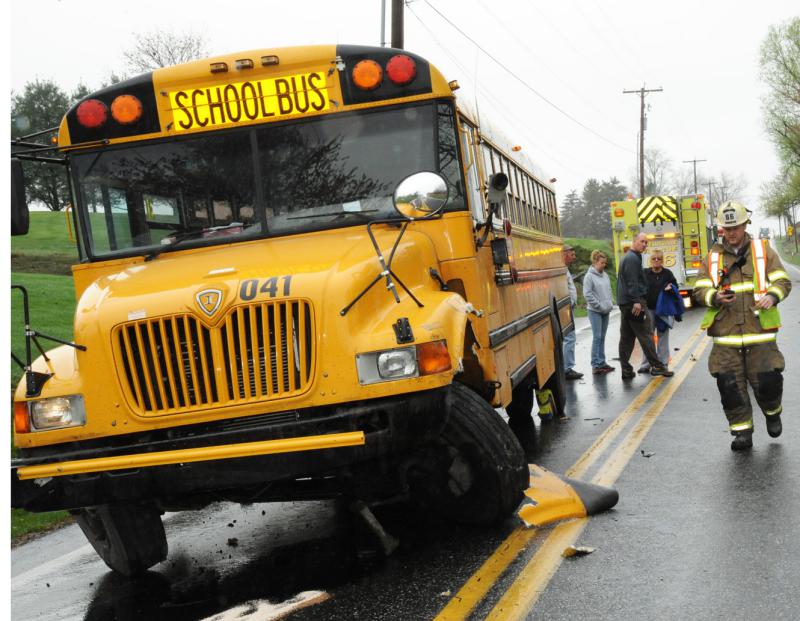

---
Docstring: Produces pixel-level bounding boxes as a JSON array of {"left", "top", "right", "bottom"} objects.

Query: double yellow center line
[{"left": 436, "top": 327, "right": 709, "bottom": 621}]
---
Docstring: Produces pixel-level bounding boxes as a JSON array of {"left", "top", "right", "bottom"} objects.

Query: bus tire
[
  {"left": 412, "top": 383, "right": 528, "bottom": 525},
  {"left": 544, "top": 310, "right": 567, "bottom": 417},
  {"left": 75, "top": 503, "right": 167, "bottom": 576}
]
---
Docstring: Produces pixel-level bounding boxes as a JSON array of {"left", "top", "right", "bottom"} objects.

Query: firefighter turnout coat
[{"left": 692, "top": 234, "right": 792, "bottom": 432}]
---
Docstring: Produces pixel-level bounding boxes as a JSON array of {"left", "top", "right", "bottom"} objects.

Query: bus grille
[{"left": 114, "top": 300, "right": 315, "bottom": 415}]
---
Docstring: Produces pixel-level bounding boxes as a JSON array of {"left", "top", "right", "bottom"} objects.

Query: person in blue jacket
[{"left": 638, "top": 249, "right": 679, "bottom": 372}]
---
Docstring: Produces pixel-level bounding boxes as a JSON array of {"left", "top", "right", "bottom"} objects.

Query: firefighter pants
[{"left": 708, "top": 342, "right": 785, "bottom": 434}]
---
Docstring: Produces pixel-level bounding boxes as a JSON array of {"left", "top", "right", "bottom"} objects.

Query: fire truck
[{"left": 610, "top": 195, "right": 715, "bottom": 307}]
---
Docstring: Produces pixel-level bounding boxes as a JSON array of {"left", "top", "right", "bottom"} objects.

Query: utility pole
[
  {"left": 682, "top": 158, "right": 707, "bottom": 195},
  {"left": 719, "top": 186, "right": 728, "bottom": 202},
  {"left": 380, "top": 0, "right": 387, "bottom": 47},
  {"left": 623, "top": 86, "right": 663, "bottom": 198},
  {"left": 391, "top": 0, "right": 404, "bottom": 49}
]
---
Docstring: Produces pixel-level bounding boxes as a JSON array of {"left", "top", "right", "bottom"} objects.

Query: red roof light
[
  {"left": 76, "top": 99, "right": 108, "bottom": 129},
  {"left": 386, "top": 54, "right": 417, "bottom": 86}
]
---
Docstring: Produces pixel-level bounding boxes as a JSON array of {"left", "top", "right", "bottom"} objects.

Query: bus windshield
[{"left": 72, "top": 101, "right": 465, "bottom": 260}]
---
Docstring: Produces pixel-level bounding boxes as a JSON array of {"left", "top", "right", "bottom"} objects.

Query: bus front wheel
[
  {"left": 409, "top": 383, "right": 528, "bottom": 525},
  {"left": 74, "top": 502, "right": 167, "bottom": 576}
]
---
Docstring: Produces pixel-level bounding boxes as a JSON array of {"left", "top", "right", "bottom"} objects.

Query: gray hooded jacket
[{"left": 583, "top": 266, "right": 614, "bottom": 314}]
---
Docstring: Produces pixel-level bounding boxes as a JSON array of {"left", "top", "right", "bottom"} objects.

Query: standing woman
[
  {"left": 583, "top": 250, "right": 615, "bottom": 374},
  {"left": 639, "top": 249, "right": 678, "bottom": 373}
]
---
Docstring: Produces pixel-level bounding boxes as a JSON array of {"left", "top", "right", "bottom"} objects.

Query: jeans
[
  {"left": 563, "top": 328, "right": 576, "bottom": 371},
  {"left": 587, "top": 310, "right": 609, "bottom": 368}
]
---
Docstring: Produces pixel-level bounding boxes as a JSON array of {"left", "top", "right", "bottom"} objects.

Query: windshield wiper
[
  {"left": 144, "top": 228, "right": 206, "bottom": 261},
  {"left": 286, "top": 209, "right": 380, "bottom": 220}
]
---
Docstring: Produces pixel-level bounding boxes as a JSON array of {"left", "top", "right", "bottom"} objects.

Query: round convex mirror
[{"left": 392, "top": 171, "right": 449, "bottom": 220}]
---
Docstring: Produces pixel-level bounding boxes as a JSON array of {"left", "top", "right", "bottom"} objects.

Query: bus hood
[{"left": 75, "top": 226, "right": 444, "bottom": 335}]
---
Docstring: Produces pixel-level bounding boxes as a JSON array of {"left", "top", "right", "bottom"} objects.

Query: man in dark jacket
[{"left": 617, "top": 233, "right": 674, "bottom": 379}]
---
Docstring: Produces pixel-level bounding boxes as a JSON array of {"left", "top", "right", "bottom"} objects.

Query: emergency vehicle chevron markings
[
  {"left": 637, "top": 196, "right": 677, "bottom": 223},
  {"left": 434, "top": 328, "right": 707, "bottom": 621}
]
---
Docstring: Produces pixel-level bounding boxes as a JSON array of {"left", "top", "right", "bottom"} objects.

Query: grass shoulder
[
  {"left": 11, "top": 271, "right": 77, "bottom": 544},
  {"left": 776, "top": 236, "right": 800, "bottom": 266}
]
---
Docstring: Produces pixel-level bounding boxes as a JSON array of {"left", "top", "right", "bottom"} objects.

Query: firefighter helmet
[{"left": 716, "top": 201, "right": 751, "bottom": 228}]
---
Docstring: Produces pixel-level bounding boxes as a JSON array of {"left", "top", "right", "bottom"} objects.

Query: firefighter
[{"left": 692, "top": 201, "right": 792, "bottom": 450}]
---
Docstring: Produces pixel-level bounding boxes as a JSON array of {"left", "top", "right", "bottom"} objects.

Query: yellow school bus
[{"left": 11, "top": 44, "right": 570, "bottom": 575}]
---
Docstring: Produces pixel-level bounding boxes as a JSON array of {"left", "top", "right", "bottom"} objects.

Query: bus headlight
[
  {"left": 29, "top": 395, "right": 86, "bottom": 431},
  {"left": 378, "top": 348, "right": 418, "bottom": 379},
  {"left": 356, "top": 340, "right": 451, "bottom": 385}
]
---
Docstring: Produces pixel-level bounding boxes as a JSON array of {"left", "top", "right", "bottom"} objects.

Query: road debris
[
  {"left": 562, "top": 545, "right": 596, "bottom": 558},
  {"left": 640, "top": 450, "right": 655, "bottom": 458}
]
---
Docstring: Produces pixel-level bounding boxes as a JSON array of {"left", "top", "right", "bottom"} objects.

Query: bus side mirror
[
  {"left": 393, "top": 171, "right": 449, "bottom": 220},
  {"left": 11, "top": 158, "right": 30, "bottom": 236},
  {"left": 487, "top": 172, "right": 508, "bottom": 205}
]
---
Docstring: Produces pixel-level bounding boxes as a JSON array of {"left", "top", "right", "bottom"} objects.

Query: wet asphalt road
[{"left": 11, "top": 259, "right": 800, "bottom": 620}]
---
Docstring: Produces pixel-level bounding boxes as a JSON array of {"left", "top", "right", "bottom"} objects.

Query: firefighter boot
[
  {"left": 731, "top": 431, "right": 753, "bottom": 451},
  {"left": 766, "top": 414, "right": 782, "bottom": 438}
]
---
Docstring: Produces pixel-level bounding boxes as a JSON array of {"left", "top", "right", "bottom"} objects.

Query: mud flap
[{"left": 517, "top": 465, "right": 619, "bottom": 528}]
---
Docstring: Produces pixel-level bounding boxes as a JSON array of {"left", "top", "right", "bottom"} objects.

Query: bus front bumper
[{"left": 12, "top": 387, "right": 452, "bottom": 512}]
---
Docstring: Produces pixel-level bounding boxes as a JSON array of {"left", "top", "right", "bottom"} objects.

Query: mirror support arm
[{"left": 340, "top": 219, "right": 424, "bottom": 316}]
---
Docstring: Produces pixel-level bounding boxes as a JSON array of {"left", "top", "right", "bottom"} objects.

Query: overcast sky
[{"left": 8, "top": 0, "right": 798, "bottom": 229}]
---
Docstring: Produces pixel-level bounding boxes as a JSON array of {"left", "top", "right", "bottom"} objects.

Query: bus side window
[{"left": 459, "top": 118, "right": 486, "bottom": 223}]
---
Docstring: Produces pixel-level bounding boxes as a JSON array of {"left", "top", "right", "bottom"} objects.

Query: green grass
[
  {"left": 776, "top": 236, "right": 800, "bottom": 266},
  {"left": 10, "top": 273, "right": 76, "bottom": 389},
  {"left": 11, "top": 509, "right": 73, "bottom": 542},
  {"left": 564, "top": 237, "right": 617, "bottom": 318},
  {"left": 11, "top": 211, "right": 81, "bottom": 256}
]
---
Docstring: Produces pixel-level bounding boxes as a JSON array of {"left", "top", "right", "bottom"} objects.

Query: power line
[
  {"left": 421, "top": 0, "right": 634, "bottom": 154},
  {"left": 406, "top": 5, "right": 590, "bottom": 176},
  {"left": 476, "top": 0, "right": 631, "bottom": 136}
]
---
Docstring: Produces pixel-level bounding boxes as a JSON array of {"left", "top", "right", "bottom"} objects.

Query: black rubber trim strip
[
  {"left": 489, "top": 307, "right": 551, "bottom": 348},
  {"left": 510, "top": 354, "right": 537, "bottom": 389}
]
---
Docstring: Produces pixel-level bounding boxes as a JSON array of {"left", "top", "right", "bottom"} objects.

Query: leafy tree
[
  {"left": 558, "top": 189, "right": 585, "bottom": 237},
  {"left": 759, "top": 18, "right": 800, "bottom": 218},
  {"left": 11, "top": 80, "right": 88, "bottom": 211},
  {"left": 123, "top": 29, "right": 210, "bottom": 74},
  {"left": 559, "top": 178, "right": 628, "bottom": 239}
]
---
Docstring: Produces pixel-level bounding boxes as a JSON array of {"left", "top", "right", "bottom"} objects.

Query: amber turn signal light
[
  {"left": 417, "top": 340, "right": 451, "bottom": 376},
  {"left": 14, "top": 402, "right": 30, "bottom": 434}
]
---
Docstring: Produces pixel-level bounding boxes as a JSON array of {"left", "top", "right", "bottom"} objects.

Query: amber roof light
[
  {"left": 352, "top": 59, "right": 383, "bottom": 90},
  {"left": 111, "top": 95, "right": 143, "bottom": 125}
]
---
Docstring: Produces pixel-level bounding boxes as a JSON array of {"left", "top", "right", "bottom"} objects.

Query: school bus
[{"left": 11, "top": 44, "right": 571, "bottom": 575}]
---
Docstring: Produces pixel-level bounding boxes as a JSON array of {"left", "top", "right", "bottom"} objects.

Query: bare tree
[
  {"left": 704, "top": 172, "right": 748, "bottom": 213},
  {"left": 123, "top": 29, "right": 210, "bottom": 74},
  {"left": 631, "top": 147, "right": 674, "bottom": 196},
  {"left": 672, "top": 168, "right": 698, "bottom": 196}
]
